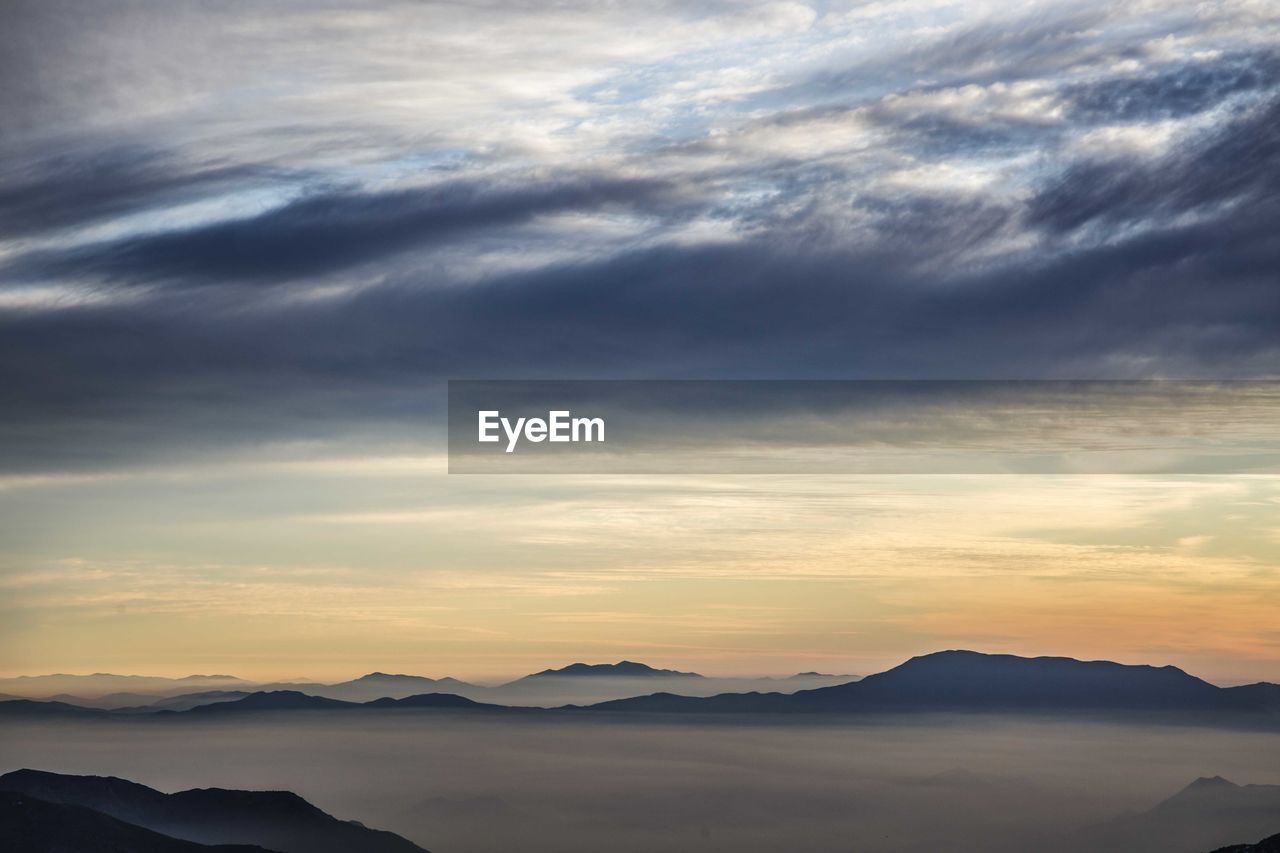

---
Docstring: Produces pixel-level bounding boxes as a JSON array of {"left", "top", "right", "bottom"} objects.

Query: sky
[{"left": 1, "top": 0, "right": 1279, "bottom": 683}]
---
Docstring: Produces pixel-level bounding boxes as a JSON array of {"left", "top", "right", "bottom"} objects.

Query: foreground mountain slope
[
  {"left": 0, "top": 791, "right": 271, "bottom": 852},
  {"left": 1211, "top": 833, "right": 1280, "bottom": 852},
  {"left": 0, "top": 770, "right": 427, "bottom": 853},
  {"left": 1074, "top": 776, "right": 1280, "bottom": 853}
]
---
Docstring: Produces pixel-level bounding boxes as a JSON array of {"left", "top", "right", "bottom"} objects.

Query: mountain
[
  {"left": 1222, "top": 683, "right": 1280, "bottom": 713},
  {"left": 0, "top": 673, "right": 247, "bottom": 700},
  {"left": 0, "top": 698, "right": 109, "bottom": 717},
  {"left": 363, "top": 693, "right": 507, "bottom": 710},
  {"left": 0, "top": 791, "right": 271, "bottom": 852},
  {"left": 0, "top": 770, "right": 428, "bottom": 853},
  {"left": 8, "top": 664, "right": 858, "bottom": 711},
  {"left": 510, "top": 661, "right": 702, "bottom": 681},
  {"left": 1211, "top": 834, "right": 1280, "bottom": 852},
  {"left": 46, "top": 691, "right": 166, "bottom": 709},
  {"left": 585, "top": 690, "right": 792, "bottom": 712},
  {"left": 173, "top": 690, "right": 510, "bottom": 715},
  {"left": 251, "top": 673, "right": 487, "bottom": 704},
  {"left": 488, "top": 660, "right": 721, "bottom": 706},
  {"left": 793, "top": 650, "right": 1224, "bottom": 710},
  {"left": 583, "top": 651, "right": 1280, "bottom": 716},
  {"left": 180, "top": 691, "right": 357, "bottom": 714},
  {"left": 1075, "top": 776, "right": 1280, "bottom": 853},
  {"left": 138, "top": 691, "right": 254, "bottom": 712}
]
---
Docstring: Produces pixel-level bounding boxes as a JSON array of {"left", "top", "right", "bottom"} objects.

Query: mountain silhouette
[
  {"left": 0, "top": 770, "right": 427, "bottom": 853},
  {"left": 171, "top": 690, "right": 512, "bottom": 715},
  {"left": 0, "top": 698, "right": 108, "bottom": 717},
  {"left": 584, "top": 651, "right": 1280, "bottom": 715},
  {"left": 511, "top": 661, "right": 702, "bottom": 681},
  {"left": 363, "top": 693, "right": 507, "bottom": 710},
  {"left": 794, "top": 650, "right": 1223, "bottom": 710},
  {"left": 1073, "top": 775, "right": 1280, "bottom": 853},
  {"left": 0, "top": 791, "right": 271, "bottom": 852},
  {"left": 1210, "top": 833, "right": 1280, "bottom": 852},
  {"left": 139, "top": 691, "right": 254, "bottom": 712},
  {"left": 1221, "top": 682, "right": 1280, "bottom": 712},
  {"left": 0, "top": 673, "right": 246, "bottom": 700},
  {"left": 180, "top": 691, "right": 356, "bottom": 714},
  {"left": 12, "top": 651, "right": 1278, "bottom": 720},
  {"left": 249, "top": 672, "right": 485, "bottom": 703}
]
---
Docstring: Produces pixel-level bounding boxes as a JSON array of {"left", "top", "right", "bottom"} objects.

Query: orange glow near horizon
[{"left": 2, "top": 457, "right": 1278, "bottom": 686}]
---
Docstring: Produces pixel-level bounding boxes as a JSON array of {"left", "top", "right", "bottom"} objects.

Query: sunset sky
[{"left": 2, "top": 0, "right": 1278, "bottom": 684}]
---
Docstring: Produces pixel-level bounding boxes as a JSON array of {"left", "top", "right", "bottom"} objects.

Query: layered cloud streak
[{"left": 2, "top": 0, "right": 1279, "bottom": 471}]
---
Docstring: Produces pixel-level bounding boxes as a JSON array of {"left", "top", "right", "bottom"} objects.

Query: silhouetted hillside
[
  {"left": 1075, "top": 776, "right": 1280, "bottom": 853},
  {"left": 1222, "top": 683, "right": 1280, "bottom": 713},
  {"left": 363, "top": 693, "right": 506, "bottom": 710},
  {"left": 0, "top": 770, "right": 427, "bottom": 853},
  {"left": 181, "top": 691, "right": 356, "bottom": 714},
  {"left": 585, "top": 651, "right": 1280, "bottom": 716},
  {"left": 12, "top": 652, "right": 1276, "bottom": 720},
  {"left": 0, "top": 674, "right": 245, "bottom": 700},
  {"left": 795, "top": 650, "right": 1223, "bottom": 710},
  {"left": 0, "top": 791, "right": 271, "bottom": 852},
  {"left": 1210, "top": 833, "right": 1280, "bottom": 852},
  {"left": 253, "top": 673, "right": 486, "bottom": 703},
  {"left": 585, "top": 690, "right": 791, "bottom": 712},
  {"left": 0, "top": 698, "right": 108, "bottom": 717},
  {"left": 173, "top": 690, "right": 506, "bottom": 715},
  {"left": 510, "top": 661, "right": 702, "bottom": 682},
  {"left": 142, "top": 691, "right": 254, "bottom": 712}
]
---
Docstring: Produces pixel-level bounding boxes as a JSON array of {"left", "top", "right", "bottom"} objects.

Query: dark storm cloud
[
  {"left": 5, "top": 174, "right": 680, "bottom": 284},
  {"left": 0, "top": 144, "right": 286, "bottom": 239},
  {"left": 1063, "top": 51, "right": 1280, "bottom": 122},
  {"left": 2, "top": 89, "right": 1278, "bottom": 472},
  {"left": 2, "top": 0, "right": 1279, "bottom": 473},
  {"left": 1030, "top": 96, "right": 1280, "bottom": 233}
]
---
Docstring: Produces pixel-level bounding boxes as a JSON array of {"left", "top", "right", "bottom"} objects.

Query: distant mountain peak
[
  {"left": 526, "top": 661, "right": 702, "bottom": 679},
  {"left": 185, "top": 691, "right": 353, "bottom": 713},
  {"left": 352, "top": 672, "right": 434, "bottom": 683},
  {"left": 1185, "top": 776, "right": 1241, "bottom": 792},
  {"left": 903, "top": 649, "right": 1197, "bottom": 676}
]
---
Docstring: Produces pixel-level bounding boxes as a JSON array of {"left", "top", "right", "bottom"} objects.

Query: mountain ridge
[
  {"left": 0, "top": 769, "right": 427, "bottom": 853},
  {"left": 3, "top": 651, "right": 1276, "bottom": 720}
]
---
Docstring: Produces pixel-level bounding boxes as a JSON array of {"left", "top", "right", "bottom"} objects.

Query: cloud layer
[{"left": 2, "top": 0, "right": 1279, "bottom": 471}]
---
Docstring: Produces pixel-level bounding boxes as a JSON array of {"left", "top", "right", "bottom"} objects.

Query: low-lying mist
[{"left": 2, "top": 713, "right": 1277, "bottom": 853}]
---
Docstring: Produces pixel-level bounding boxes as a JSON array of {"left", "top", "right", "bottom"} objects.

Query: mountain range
[
  {"left": 1, "top": 652, "right": 1276, "bottom": 723},
  {"left": 585, "top": 651, "right": 1280, "bottom": 717},
  {"left": 0, "top": 660, "right": 859, "bottom": 709},
  {"left": 0, "top": 770, "right": 426, "bottom": 853}
]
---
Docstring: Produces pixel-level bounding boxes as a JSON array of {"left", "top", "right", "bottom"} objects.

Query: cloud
[
  {"left": 5, "top": 174, "right": 680, "bottom": 285},
  {"left": 1062, "top": 50, "right": 1280, "bottom": 123},
  {"left": 1029, "top": 95, "right": 1280, "bottom": 232},
  {"left": 1, "top": 0, "right": 1278, "bottom": 474}
]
